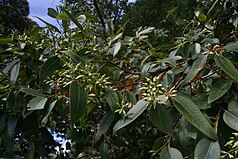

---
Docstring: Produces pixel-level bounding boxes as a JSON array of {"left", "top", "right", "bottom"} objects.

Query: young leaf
[
  {"left": 194, "top": 138, "right": 220, "bottom": 159},
  {"left": 172, "top": 94, "right": 217, "bottom": 140},
  {"left": 113, "top": 100, "right": 147, "bottom": 134},
  {"left": 70, "top": 81, "right": 87, "bottom": 124},
  {"left": 208, "top": 80, "right": 233, "bottom": 103},
  {"left": 27, "top": 97, "right": 48, "bottom": 110},
  {"left": 183, "top": 54, "right": 207, "bottom": 85},
  {"left": 20, "top": 88, "right": 46, "bottom": 97},
  {"left": 96, "top": 111, "right": 115, "bottom": 142},
  {"left": 223, "top": 96, "right": 238, "bottom": 131},
  {"left": 215, "top": 55, "right": 238, "bottom": 81},
  {"left": 149, "top": 106, "right": 173, "bottom": 135},
  {"left": 39, "top": 56, "right": 62, "bottom": 82}
]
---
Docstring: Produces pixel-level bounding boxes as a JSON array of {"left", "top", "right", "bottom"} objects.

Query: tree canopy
[{"left": 1, "top": 0, "right": 238, "bottom": 158}]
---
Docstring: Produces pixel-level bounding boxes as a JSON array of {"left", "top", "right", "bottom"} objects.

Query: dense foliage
[
  {"left": 0, "top": 0, "right": 36, "bottom": 35},
  {"left": 1, "top": 0, "right": 238, "bottom": 158}
]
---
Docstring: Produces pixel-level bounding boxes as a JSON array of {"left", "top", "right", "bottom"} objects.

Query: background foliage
[{"left": 1, "top": 0, "right": 238, "bottom": 158}]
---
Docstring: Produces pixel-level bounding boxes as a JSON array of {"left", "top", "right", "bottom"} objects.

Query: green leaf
[
  {"left": 177, "top": 0, "right": 188, "bottom": 14},
  {"left": 64, "top": 9, "right": 83, "bottom": 30},
  {"left": 27, "top": 97, "right": 48, "bottom": 110},
  {"left": 61, "top": 51, "right": 86, "bottom": 66},
  {"left": 106, "top": 89, "right": 119, "bottom": 111},
  {"left": 6, "top": 92, "right": 16, "bottom": 111},
  {"left": 208, "top": 80, "right": 233, "bottom": 103},
  {"left": 215, "top": 55, "right": 238, "bottom": 81},
  {"left": 183, "top": 55, "right": 207, "bottom": 85},
  {"left": 57, "top": 12, "right": 69, "bottom": 20},
  {"left": 3, "top": 58, "right": 20, "bottom": 74},
  {"left": 70, "top": 81, "right": 87, "bottom": 124},
  {"left": 47, "top": 8, "right": 58, "bottom": 18},
  {"left": 126, "top": 91, "right": 137, "bottom": 105},
  {"left": 39, "top": 56, "right": 62, "bottom": 82},
  {"left": 198, "top": 13, "right": 207, "bottom": 22},
  {"left": 0, "top": 38, "right": 12, "bottom": 44},
  {"left": 172, "top": 94, "right": 217, "bottom": 140},
  {"left": 194, "top": 138, "right": 220, "bottom": 159},
  {"left": 194, "top": 94, "right": 211, "bottom": 109},
  {"left": 99, "top": 142, "right": 109, "bottom": 159},
  {"left": 10, "top": 60, "right": 20, "bottom": 84},
  {"left": 7, "top": 116, "right": 17, "bottom": 137},
  {"left": 149, "top": 106, "right": 173, "bottom": 135},
  {"left": 223, "top": 96, "right": 238, "bottom": 131},
  {"left": 96, "top": 111, "right": 115, "bottom": 142},
  {"left": 20, "top": 88, "right": 46, "bottom": 97},
  {"left": 152, "top": 137, "right": 167, "bottom": 151},
  {"left": 24, "top": 142, "right": 35, "bottom": 159},
  {"left": 113, "top": 100, "right": 147, "bottom": 134},
  {"left": 224, "top": 42, "right": 238, "bottom": 52},
  {"left": 160, "top": 147, "right": 183, "bottom": 159},
  {"left": 35, "top": 16, "right": 60, "bottom": 33},
  {"left": 42, "top": 100, "right": 57, "bottom": 126}
]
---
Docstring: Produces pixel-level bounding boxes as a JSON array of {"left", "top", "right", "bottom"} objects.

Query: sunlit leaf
[
  {"left": 194, "top": 138, "right": 220, "bottom": 159},
  {"left": 47, "top": 8, "right": 58, "bottom": 18},
  {"left": 208, "top": 80, "right": 233, "bottom": 103},
  {"left": 27, "top": 97, "right": 48, "bottom": 110},
  {"left": 113, "top": 100, "right": 147, "bottom": 134},
  {"left": 172, "top": 94, "right": 217, "bottom": 140}
]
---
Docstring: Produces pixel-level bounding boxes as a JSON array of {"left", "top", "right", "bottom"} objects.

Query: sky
[{"left": 28, "top": 0, "right": 135, "bottom": 26}]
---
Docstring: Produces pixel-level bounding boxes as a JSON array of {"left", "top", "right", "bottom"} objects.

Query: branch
[{"left": 93, "top": 0, "right": 106, "bottom": 31}]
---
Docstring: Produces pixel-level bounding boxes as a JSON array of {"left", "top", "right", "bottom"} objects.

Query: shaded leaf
[
  {"left": 160, "top": 147, "right": 183, "bottom": 159},
  {"left": 223, "top": 96, "right": 238, "bottom": 131},
  {"left": 172, "top": 94, "right": 217, "bottom": 140},
  {"left": 194, "top": 138, "right": 220, "bottom": 159},
  {"left": 100, "top": 142, "right": 109, "bottom": 159},
  {"left": 70, "top": 81, "right": 87, "bottom": 124},
  {"left": 96, "top": 111, "right": 115, "bottom": 142},
  {"left": 224, "top": 42, "right": 238, "bottom": 52},
  {"left": 215, "top": 55, "right": 238, "bottom": 81},
  {"left": 194, "top": 94, "right": 211, "bottom": 109},
  {"left": 27, "top": 97, "right": 48, "bottom": 110},
  {"left": 113, "top": 100, "right": 147, "bottom": 134},
  {"left": 39, "top": 56, "right": 62, "bottom": 82},
  {"left": 149, "top": 106, "right": 173, "bottom": 135},
  {"left": 3, "top": 58, "right": 20, "bottom": 74},
  {"left": 208, "top": 80, "right": 233, "bottom": 103},
  {"left": 35, "top": 17, "right": 60, "bottom": 33},
  {"left": 7, "top": 116, "right": 17, "bottom": 137},
  {"left": 106, "top": 89, "right": 119, "bottom": 111},
  {"left": 61, "top": 51, "right": 86, "bottom": 66},
  {"left": 152, "top": 137, "right": 167, "bottom": 151},
  {"left": 20, "top": 88, "right": 46, "bottom": 97},
  {"left": 10, "top": 60, "right": 20, "bottom": 84},
  {"left": 24, "top": 142, "right": 35, "bottom": 159},
  {"left": 183, "top": 54, "right": 207, "bottom": 85}
]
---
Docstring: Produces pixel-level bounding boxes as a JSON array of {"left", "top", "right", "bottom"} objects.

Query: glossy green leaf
[
  {"left": 194, "top": 138, "right": 220, "bottom": 159},
  {"left": 3, "top": 58, "right": 20, "bottom": 74},
  {"left": 183, "top": 54, "right": 207, "bottom": 85},
  {"left": 224, "top": 42, "right": 238, "bottom": 52},
  {"left": 27, "top": 97, "right": 48, "bottom": 110},
  {"left": 39, "top": 56, "right": 62, "bottom": 82},
  {"left": 208, "top": 80, "right": 233, "bottom": 103},
  {"left": 215, "top": 55, "right": 238, "bottom": 81},
  {"left": 42, "top": 100, "right": 57, "bottom": 126},
  {"left": 20, "top": 88, "right": 46, "bottom": 97},
  {"left": 126, "top": 91, "right": 137, "bottom": 105},
  {"left": 47, "top": 8, "right": 58, "bottom": 18},
  {"left": 10, "top": 60, "right": 20, "bottom": 84},
  {"left": 198, "top": 13, "right": 207, "bottom": 22},
  {"left": 172, "top": 94, "right": 217, "bottom": 140},
  {"left": 149, "top": 106, "right": 173, "bottom": 135},
  {"left": 24, "top": 142, "right": 35, "bottom": 159},
  {"left": 57, "top": 12, "right": 69, "bottom": 20},
  {"left": 6, "top": 92, "right": 16, "bottom": 111},
  {"left": 152, "top": 137, "right": 167, "bottom": 151},
  {"left": 223, "top": 96, "right": 238, "bottom": 131},
  {"left": 100, "top": 142, "right": 109, "bottom": 159},
  {"left": 160, "top": 147, "right": 183, "bottom": 159},
  {"left": 96, "top": 111, "right": 115, "bottom": 142},
  {"left": 113, "top": 100, "right": 147, "bottom": 134},
  {"left": 194, "top": 94, "right": 211, "bottom": 109},
  {"left": 70, "top": 81, "right": 87, "bottom": 124}
]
